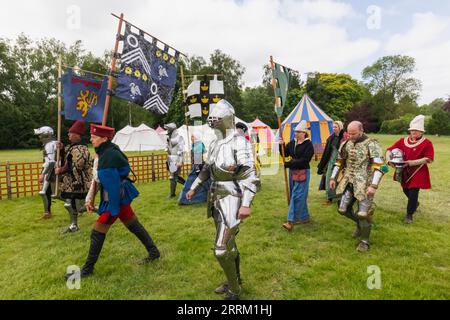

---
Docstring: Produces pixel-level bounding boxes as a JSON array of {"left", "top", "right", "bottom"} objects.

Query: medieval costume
[
  {"left": 386, "top": 115, "right": 434, "bottom": 224},
  {"left": 65, "top": 124, "right": 160, "bottom": 279},
  {"left": 317, "top": 121, "right": 347, "bottom": 203},
  {"left": 187, "top": 99, "right": 260, "bottom": 300},
  {"left": 58, "top": 121, "right": 93, "bottom": 233},
  {"left": 178, "top": 131, "right": 209, "bottom": 205},
  {"left": 164, "top": 123, "right": 185, "bottom": 198},
  {"left": 34, "top": 126, "right": 57, "bottom": 219},
  {"left": 330, "top": 131, "right": 388, "bottom": 252}
]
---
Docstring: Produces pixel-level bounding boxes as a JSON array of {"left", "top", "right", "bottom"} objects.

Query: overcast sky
[{"left": 1, "top": 0, "right": 450, "bottom": 104}]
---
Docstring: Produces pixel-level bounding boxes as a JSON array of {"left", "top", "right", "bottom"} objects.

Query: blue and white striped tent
[{"left": 280, "top": 94, "right": 333, "bottom": 152}]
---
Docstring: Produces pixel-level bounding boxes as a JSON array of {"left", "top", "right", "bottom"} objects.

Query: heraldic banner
[
  {"left": 61, "top": 70, "right": 108, "bottom": 123},
  {"left": 115, "top": 23, "right": 181, "bottom": 115},
  {"left": 185, "top": 75, "right": 224, "bottom": 121}
]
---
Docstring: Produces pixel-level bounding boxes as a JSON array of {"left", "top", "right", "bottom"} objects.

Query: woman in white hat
[
  {"left": 386, "top": 115, "right": 435, "bottom": 224},
  {"left": 279, "top": 120, "right": 315, "bottom": 231}
]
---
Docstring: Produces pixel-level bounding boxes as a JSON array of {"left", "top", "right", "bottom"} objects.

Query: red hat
[
  {"left": 68, "top": 120, "right": 86, "bottom": 136},
  {"left": 90, "top": 124, "right": 115, "bottom": 138}
]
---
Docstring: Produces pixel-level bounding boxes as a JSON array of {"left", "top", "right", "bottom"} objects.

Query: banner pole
[
  {"left": 53, "top": 55, "right": 63, "bottom": 198},
  {"left": 102, "top": 13, "right": 124, "bottom": 126},
  {"left": 180, "top": 64, "right": 191, "bottom": 162},
  {"left": 270, "top": 55, "right": 290, "bottom": 205}
]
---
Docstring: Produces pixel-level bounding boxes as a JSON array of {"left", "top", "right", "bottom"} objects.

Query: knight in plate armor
[
  {"left": 186, "top": 99, "right": 260, "bottom": 300},
  {"left": 34, "top": 126, "right": 57, "bottom": 219},
  {"left": 164, "top": 123, "right": 185, "bottom": 198}
]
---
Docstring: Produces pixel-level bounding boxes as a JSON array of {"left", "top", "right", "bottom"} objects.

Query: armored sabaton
[
  {"left": 190, "top": 99, "right": 260, "bottom": 298},
  {"left": 330, "top": 136, "right": 387, "bottom": 246},
  {"left": 34, "top": 126, "right": 57, "bottom": 212}
]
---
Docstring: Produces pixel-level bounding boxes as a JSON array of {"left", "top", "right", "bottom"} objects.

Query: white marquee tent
[
  {"left": 112, "top": 124, "right": 167, "bottom": 152},
  {"left": 176, "top": 116, "right": 252, "bottom": 153}
]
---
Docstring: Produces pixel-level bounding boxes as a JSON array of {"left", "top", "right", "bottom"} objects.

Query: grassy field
[{"left": 0, "top": 134, "right": 449, "bottom": 299}]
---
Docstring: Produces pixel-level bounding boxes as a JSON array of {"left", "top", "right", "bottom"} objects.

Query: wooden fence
[
  {"left": 0, "top": 144, "right": 325, "bottom": 200},
  {"left": 0, "top": 154, "right": 191, "bottom": 200}
]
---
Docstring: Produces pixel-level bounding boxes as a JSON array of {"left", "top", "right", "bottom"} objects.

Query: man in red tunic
[{"left": 386, "top": 115, "right": 434, "bottom": 224}]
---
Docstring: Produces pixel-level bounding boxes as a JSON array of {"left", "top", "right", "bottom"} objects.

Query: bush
[{"left": 428, "top": 109, "right": 450, "bottom": 135}]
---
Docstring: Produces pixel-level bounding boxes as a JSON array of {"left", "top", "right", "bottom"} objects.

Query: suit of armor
[
  {"left": 34, "top": 126, "right": 57, "bottom": 215},
  {"left": 164, "top": 123, "right": 185, "bottom": 197},
  {"left": 189, "top": 100, "right": 260, "bottom": 299}
]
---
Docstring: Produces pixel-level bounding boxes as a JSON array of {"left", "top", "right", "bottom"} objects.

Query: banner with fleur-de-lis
[
  {"left": 61, "top": 70, "right": 107, "bottom": 123},
  {"left": 185, "top": 75, "right": 224, "bottom": 121},
  {"left": 115, "top": 22, "right": 180, "bottom": 114}
]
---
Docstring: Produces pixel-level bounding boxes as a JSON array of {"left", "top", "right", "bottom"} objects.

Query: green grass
[{"left": 0, "top": 134, "right": 449, "bottom": 299}]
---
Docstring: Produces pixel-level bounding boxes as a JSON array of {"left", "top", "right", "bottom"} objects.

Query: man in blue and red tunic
[{"left": 65, "top": 124, "right": 160, "bottom": 279}]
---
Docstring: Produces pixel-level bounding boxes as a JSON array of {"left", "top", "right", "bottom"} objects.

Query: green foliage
[
  {"left": 362, "top": 55, "right": 422, "bottom": 102},
  {"left": 305, "top": 73, "right": 366, "bottom": 120},
  {"left": 428, "top": 109, "right": 450, "bottom": 135},
  {"left": 419, "top": 98, "right": 445, "bottom": 116},
  {"left": 239, "top": 86, "right": 274, "bottom": 127},
  {"left": 379, "top": 116, "right": 411, "bottom": 134}
]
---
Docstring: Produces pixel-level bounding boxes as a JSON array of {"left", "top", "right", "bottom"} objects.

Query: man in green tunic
[{"left": 330, "top": 121, "right": 388, "bottom": 252}]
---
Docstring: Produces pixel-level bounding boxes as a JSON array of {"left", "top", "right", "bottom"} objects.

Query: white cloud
[
  {"left": 0, "top": 0, "right": 379, "bottom": 90},
  {"left": 386, "top": 12, "right": 448, "bottom": 52},
  {"left": 384, "top": 12, "right": 450, "bottom": 104}
]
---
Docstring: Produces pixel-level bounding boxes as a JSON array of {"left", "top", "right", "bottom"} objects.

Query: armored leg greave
[
  {"left": 214, "top": 211, "right": 241, "bottom": 295},
  {"left": 338, "top": 187, "right": 354, "bottom": 215},
  {"left": 40, "top": 183, "right": 52, "bottom": 213},
  {"left": 64, "top": 199, "right": 78, "bottom": 227}
]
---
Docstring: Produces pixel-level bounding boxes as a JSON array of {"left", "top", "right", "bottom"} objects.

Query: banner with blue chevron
[{"left": 115, "top": 22, "right": 180, "bottom": 114}]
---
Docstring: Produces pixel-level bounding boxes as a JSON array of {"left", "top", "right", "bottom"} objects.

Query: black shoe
[
  {"left": 224, "top": 290, "right": 240, "bottom": 300},
  {"left": 138, "top": 250, "right": 161, "bottom": 265},
  {"left": 356, "top": 241, "right": 370, "bottom": 252},
  {"left": 64, "top": 266, "right": 93, "bottom": 280},
  {"left": 215, "top": 282, "right": 230, "bottom": 294},
  {"left": 61, "top": 224, "right": 79, "bottom": 235},
  {"left": 404, "top": 214, "right": 413, "bottom": 224}
]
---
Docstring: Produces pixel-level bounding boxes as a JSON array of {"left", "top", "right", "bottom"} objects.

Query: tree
[
  {"left": 305, "top": 73, "right": 366, "bottom": 120},
  {"left": 344, "top": 101, "right": 379, "bottom": 133},
  {"left": 419, "top": 98, "right": 445, "bottom": 115},
  {"left": 362, "top": 55, "right": 422, "bottom": 112},
  {"left": 239, "top": 86, "right": 274, "bottom": 126},
  {"left": 442, "top": 97, "right": 450, "bottom": 112},
  {"left": 428, "top": 109, "right": 450, "bottom": 135}
]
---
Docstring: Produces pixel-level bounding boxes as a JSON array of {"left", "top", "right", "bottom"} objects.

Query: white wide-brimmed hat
[{"left": 294, "top": 120, "right": 309, "bottom": 133}]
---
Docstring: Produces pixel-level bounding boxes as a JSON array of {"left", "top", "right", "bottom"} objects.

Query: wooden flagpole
[
  {"left": 102, "top": 13, "right": 124, "bottom": 126},
  {"left": 270, "top": 55, "right": 290, "bottom": 205},
  {"left": 53, "top": 55, "right": 63, "bottom": 198},
  {"left": 180, "top": 64, "right": 191, "bottom": 160}
]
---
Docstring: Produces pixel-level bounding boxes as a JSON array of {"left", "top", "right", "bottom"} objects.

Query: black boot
[
  {"left": 169, "top": 179, "right": 177, "bottom": 198},
  {"left": 177, "top": 176, "right": 186, "bottom": 185},
  {"left": 65, "top": 229, "right": 105, "bottom": 280},
  {"left": 126, "top": 219, "right": 160, "bottom": 264}
]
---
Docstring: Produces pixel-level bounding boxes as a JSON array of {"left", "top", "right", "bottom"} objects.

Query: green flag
[{"left": 272, "top": 63, "right": 291, "bottom": 118}]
